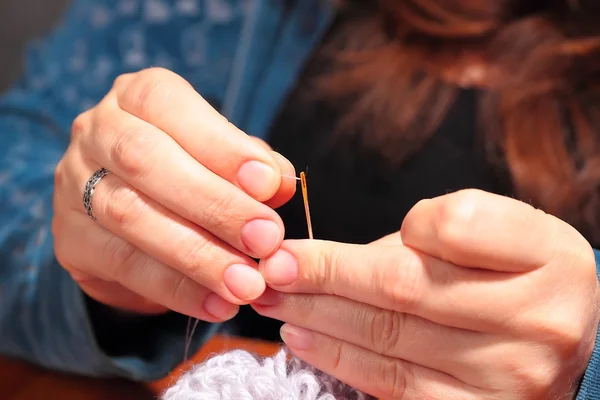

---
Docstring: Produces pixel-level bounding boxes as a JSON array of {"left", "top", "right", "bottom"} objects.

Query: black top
[
  {"left": 270, "top": 86, "right": 511, "bottom": 245},
  {"left": 232, "top": 13, "right": 513, "bottom": 341}
]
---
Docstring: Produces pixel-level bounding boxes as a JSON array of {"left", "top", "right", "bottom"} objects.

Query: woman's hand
[
  {"left": 254, "top": 189, "right": 600, "bottom": 399},
  {"left": 52, "top": 68, "right": 296, "bottom": 322}
]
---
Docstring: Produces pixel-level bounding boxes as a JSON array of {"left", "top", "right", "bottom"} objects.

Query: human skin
[
  {"left": 53, "top": 68, "right": 296, "bottom": 322},
  {"left": 52, "top": 65, "right": 600, "bottom": 399},
  {"left": 255, "top": 189, "right": 600, "bottom": 399}
]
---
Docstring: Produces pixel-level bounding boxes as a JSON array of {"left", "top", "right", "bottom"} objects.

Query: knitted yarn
[{"left": 161, "top": 348, "right": 375, "bottom": 400}]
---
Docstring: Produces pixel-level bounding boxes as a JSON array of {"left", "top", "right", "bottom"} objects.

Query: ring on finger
[{"left": 83, "top": 167, "right": 110, "bottom": 221}]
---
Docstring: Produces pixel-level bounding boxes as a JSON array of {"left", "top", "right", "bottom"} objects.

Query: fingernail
[
  {"left": 260, "top": 249, "right": 298, "bottom": 286},
  {"left": 241, "top": 219, "right": 282, "bottom": 256},
  {"left": 223, "top": 264, "right": 266, "bottom": 301},
  {"left": 253, "top": 288, "right": 282, "bottom": 306},
  {"left": 237, "top": 160, "right": 278, "bottom": 201},
  {"left": 203, "top": 293, "right": 239, "bottom": 320},
  {"left": 280, "top": 325, "right": 313, "bottom": 350}
]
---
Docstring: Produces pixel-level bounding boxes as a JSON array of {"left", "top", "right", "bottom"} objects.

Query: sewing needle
[{"left": 300, "top": 171, "right": 313, "bottom": 239}]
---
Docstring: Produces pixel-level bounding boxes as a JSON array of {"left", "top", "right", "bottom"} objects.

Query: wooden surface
[{"left": 0, "top": 335, "right": 280, "bottom": 400}]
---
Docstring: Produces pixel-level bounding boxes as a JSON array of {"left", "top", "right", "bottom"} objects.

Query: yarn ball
[{"left": 161, "top": 348, "right": 375, "bottom": 400}]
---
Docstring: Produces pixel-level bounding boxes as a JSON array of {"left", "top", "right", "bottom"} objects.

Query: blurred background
[{"left": 0, "top": 0, "right": 70, "bottom": 92}]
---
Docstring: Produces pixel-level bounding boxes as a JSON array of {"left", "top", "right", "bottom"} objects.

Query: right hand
[{"left": 52, "top": 68, "right": 296, "bottom": 322}]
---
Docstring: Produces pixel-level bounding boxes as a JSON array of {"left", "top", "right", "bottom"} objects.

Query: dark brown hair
[{"left": 315, "top": 0, "right": 600, "bottom": 243}]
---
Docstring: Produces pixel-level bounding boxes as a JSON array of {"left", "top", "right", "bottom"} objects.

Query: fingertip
[
  {"left": 241, "top": 219, "right": 284, "bottom": 257},
  {"left": 264, "top": 151, "right": 297, "bottom": 209},
  {"left": 259, "top": 249, "right": 299, "bottom": 286},
  {"left": 237, "top": 160, "right": 280, "bottom": 202},
  {"left": 272, "top": 151, "right": 296, "bottom": 177},
  {"left": 223, "top": 264, "right": 267, "bottom": 301},
  {"left": 202, "top": 293, "right": 240, "bottom": 321},
  {"left": 280, "top": 324, "right": 314, "bottom": 351}
]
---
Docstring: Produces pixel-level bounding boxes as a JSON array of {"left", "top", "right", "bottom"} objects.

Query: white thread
[
  {"left": 162, "top": 348, "right": 372, "bottom": 400},
  {"left": 184, "top": 317, "right": 200, "bottom": 361}
]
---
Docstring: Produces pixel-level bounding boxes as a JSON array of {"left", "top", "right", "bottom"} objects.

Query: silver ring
[{"left": 83, "top": 168, "right": 110, "bottom": 221}]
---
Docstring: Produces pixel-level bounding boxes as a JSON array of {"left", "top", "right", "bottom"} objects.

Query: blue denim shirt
[{"left": 0, "top": 0, "right": 598, "bottom": 396}]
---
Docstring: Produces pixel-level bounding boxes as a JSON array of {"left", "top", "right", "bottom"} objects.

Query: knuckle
[
  {"left": 53, "top": 158, "right": 66, "bottom": 189},
  {"left": 401, "top": 198, "right": 429, "bottom": 239},
  {"left": 169, "top": 274, "right": 190, "bottom": 306},
  {"left": 71, "top": 111, "right": 90, "bottom": 141},
  {"left": 435, "top": 189, "right": 480, "bottom": 248},
  {"left": 574, "top": 241, "right": 597, "bottom": 275},
  {"left": 384, "top": 250, "right": 422, "bottom": 311},
  {"left": 109, "top": 126, "right": 157, "bottom": 178},
  {"left": 50, "top": 215, "right": 60, "bottom": 240},
  {"left": 137, "top": 66, "right": 174, "bottom": 80},
  {"left": 185, "top": 238, "right": 216, "bottom": 278},
  {"left": 369, "top": 310, "right": 403, "bottom": 355},
  {"left": 330, "top": 340, "right": 344, "bottom": 372},
  {"left": 112, "top": 72, "right": 134, "bottom": 90},
  {"left": 559, "top": 232, "right": 597, "bottom": 280},
  {"left": 105, "top": 236, "right": 140, "bottom": 278},
  {"left": 200, "top": 194, "right": 236, "bottom": 230},
  {"left": 119, "top": 67, "right": 175, "bottom": 118},
  {"left": 295, "top": 295, "right": 318, "bottom": 319},
  {"left": 508, "top": 361, "right": 555, "bottom": 398},
  {"left": 103, "top": 183, "right": 148, "bottom": 231},
  {"left": 380, "top": 359, "right": 409, "bottom": 399},
  {"left": 52, "top": 218, "right": 79, "bottom": 274},
  {"left": 316, "top": 245, "right": 343, "bottom": 294},
  {"left": 53, "top": 247, "right": 70, "bottom": 271},
  {"left": 532, "top": 309, "right": 587, "bottom": 361},
  {"left": 52, "top": 222, "right": 71, "bottom": 270}
]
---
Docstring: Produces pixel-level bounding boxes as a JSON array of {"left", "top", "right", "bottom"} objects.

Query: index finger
[
  {"left": 113, "top": 68, "right": 288, "bottom": 202},
  {"left": 259, "top": 239, "right": 435, "bottom": 314},
  {"left": 258, "top": 239, "right": 536, "bottom": 331}
]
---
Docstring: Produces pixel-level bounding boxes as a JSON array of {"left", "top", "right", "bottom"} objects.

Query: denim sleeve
[
  {"left": 576, "top": 249, "right": 600, "bottom": 399},
  {"left": 0, "top": 109, "right": 222, "bottom": 380},
  {"left": 0, "top": 0, "right": 248, "bottom": 380}
]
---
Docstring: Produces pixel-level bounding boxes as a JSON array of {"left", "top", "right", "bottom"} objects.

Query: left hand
[{"left": 253, "top": 189, "right": 600, "bottom": 399}]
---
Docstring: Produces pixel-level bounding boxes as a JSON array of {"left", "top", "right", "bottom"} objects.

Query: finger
[
  {"left": 57, "top": 147, "right": 266, "bottom": 303},
  {"left": 77, "top": 106, "right": 285, "bottom": 258},
  {"left": 264, "top": 151, "right": 297, "bottom": 209},
  {"left": 249, "top": 136, "right": 272, "bottom": 151},
  {"left": 112, "top": 68, "right": 287, "bottom": 202},
  {"left": 87, "top": 171, "right": 266, "bottom": 304},
  {"left": 279, "top": 324, "right": 482, "bottom": 400},
  {"left": 253, "top": 292, "right": 505, "bottom": 386},
  {"left": 73, "top": 276, "right": 169, "bottom": 315},
  {"left": 259, "top": 239, "right": 537, "bottom": 331},
  {"left": 401, "top": 189, "right": 581, "bottom": 272},
  {"left": 245, "top": 136, "right": 297, "bottom": 208},
  {"left": 54, "top": 214, "right": 239, "bottom": 322}
]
